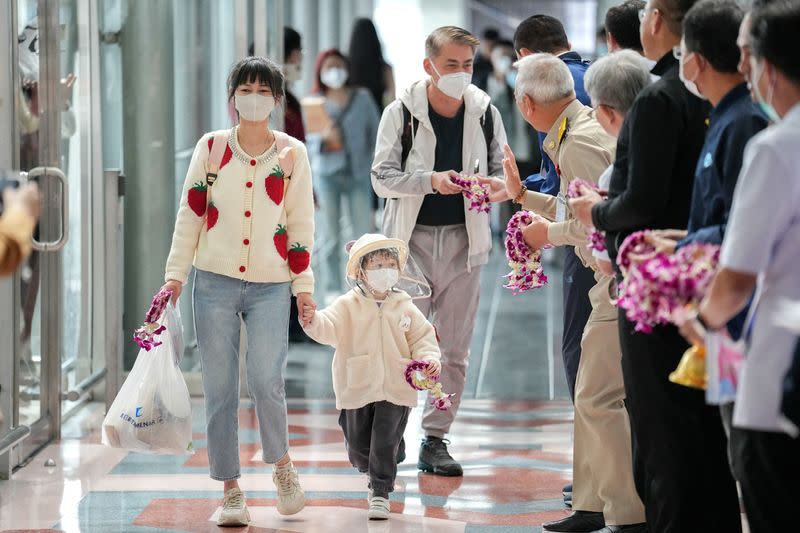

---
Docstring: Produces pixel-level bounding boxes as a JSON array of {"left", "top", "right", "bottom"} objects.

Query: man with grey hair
[
  {"left": 482, "top": 53, "right": 645, "bottom": 532},
  {"left": 582, "top": 50, "right": 654, "bottom": 277},
  {"left": 372, "top": 25, "right": 507, "bottom": 477}
]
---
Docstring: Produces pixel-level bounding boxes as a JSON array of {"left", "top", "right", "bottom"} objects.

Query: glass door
[{"left": 0, "top": 0, "right": 105, "bottom": 475}]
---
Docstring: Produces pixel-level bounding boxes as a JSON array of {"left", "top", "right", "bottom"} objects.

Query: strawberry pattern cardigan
[{"left": 165, "top": 128, "right": 315, "bottom": 295}]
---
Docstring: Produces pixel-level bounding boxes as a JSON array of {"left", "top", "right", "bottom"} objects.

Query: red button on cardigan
[
  {"left": 244, "top": 210, "right": 251, "bottom": 217},
  {"left": 239, "top": 266, "right": 246, "bottom": 273},
  {"left": 243, "top": 238, "right": 250, "bottom": 245},
  {"left": 250, "top": 159, "right": 256, "bottom": 166},
  {"left": 246, "top": 181, "right": 253, "bottom": 188}
]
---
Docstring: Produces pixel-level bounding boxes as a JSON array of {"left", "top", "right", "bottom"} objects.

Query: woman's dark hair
[
  {"left": 750, "top": 0, "right": 800, "bottom": 83},
  {"left": 312, "top": 49, "right": 351, "bottom": 94},
  {"left": 227, "top": 56, "right": 285, "bottom": 102},
  {"left": 683, "top": 0, "right": 744, "bottom": 74},
  {"left": 605, "top": 0, "right": 645, "bottom": 52},
  {"left": 347, "top": 18, "right": 387, "bottom": 110},
  {"left": 284, "top": 27, "right": 302, "bottom": 61}
]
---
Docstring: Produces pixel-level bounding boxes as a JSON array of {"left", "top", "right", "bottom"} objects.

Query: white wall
[{"left": 375, "top": 0, "right": 467, "bottom": 97}]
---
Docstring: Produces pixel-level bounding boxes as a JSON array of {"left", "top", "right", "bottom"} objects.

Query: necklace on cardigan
[{"left": 229, "top": 126, "right": 278, "bottom": 166}]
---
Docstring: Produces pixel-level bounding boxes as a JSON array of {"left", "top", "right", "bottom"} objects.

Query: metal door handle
[{"left": 28, "top": 167, "right": 69, "bottom": 252}]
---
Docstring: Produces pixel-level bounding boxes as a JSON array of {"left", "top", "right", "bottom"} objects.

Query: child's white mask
[{"left": 366, "top": 268, "right": 399, "bottom": 294}]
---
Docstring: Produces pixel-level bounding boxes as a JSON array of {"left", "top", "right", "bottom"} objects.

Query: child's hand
[
  {"left": 302, "top": 306, "right": 315, "bottom": 324},
  {"left": 296, "top": 292, "right": 316, "bottom": 327},
  {"left": 424, "top": 359, "right": 441, "bottom": 379}
]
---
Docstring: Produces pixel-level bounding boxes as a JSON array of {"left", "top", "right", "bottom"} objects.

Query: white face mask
[
  {"left": 284, "top": 63, "right": 302, "bottom": 82},
  {"left": 679, "top": 52, "right": 706, "bottom": 100},
  {"left": 234, "top": 93, "right": 275, "bottom": 122},
  {"left": 321, "top": 67, "right": 348, "bottom": 89},
  {"left": 429, "top": 60, "right": 472, "bottom": 100},
  {"left": 365, "top": 268, "right": 400, "bottom": 294}
]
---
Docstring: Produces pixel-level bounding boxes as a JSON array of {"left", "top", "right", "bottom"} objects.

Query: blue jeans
[{"left": 192, "top": 269, "right": 291, "bottom": 481}]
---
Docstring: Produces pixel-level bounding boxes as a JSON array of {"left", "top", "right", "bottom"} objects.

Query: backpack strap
[
  {"left": 206, "top": 131, "right": 229, "bottom": 186},
  {"left": 400, "top": 103, "right": 419, "bottom": 171},
  {"left": 274, "top": 131, "right": 295, "bottom": 177},
  {"left": 205, "top": 130, "right": 229, "bottom": 212},
  {"left": 480, "top": 107, "right": 494, "bottom": 157}
]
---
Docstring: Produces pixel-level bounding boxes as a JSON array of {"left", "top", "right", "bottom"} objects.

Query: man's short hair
[
  {"left": 683, "top": 0, "right": 744, "bottom": 74},
  {"left": 750, "top": 0, "right": 800, "bottom": 83},
  {"left": 513, "top": 15, "right": 570, "bottom": 54},
  {"left": 426, "top": 26, "right": 480, "bottom": 58},
  {"left": 653, "top": 0, "right": 700, "bottom": 36},
  {"left": 585, "top": 50, "right": 653, "bottom": 113},
  {"left": 514, "top": 53, "right": 575, "bottom": 105},
  {"left": 606, "top": 0, "right": 646, "bottom": 52}
]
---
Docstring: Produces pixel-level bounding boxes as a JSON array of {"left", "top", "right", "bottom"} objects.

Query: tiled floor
[
  {"left": 0, "top": 399, "right": 574, "bottom": 532},
  {"left": 0, "top": 247, "right": 578, "bottom": 532}
]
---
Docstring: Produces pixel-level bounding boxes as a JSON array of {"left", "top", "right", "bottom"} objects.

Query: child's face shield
[{"left": 347, "top": 246, "right": 431, "bottom": 300}]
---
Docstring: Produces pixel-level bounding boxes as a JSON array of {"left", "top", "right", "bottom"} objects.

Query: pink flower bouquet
[
  {"left": 616, "top": 231, "right": 720, "bottom": 333},
  {"left": 405, "top": 359, "right": 454, "bottom": 411},
  {"left": 450, "top": 175, "right": 491, "bottom": 213},
  {"left": 133, "top": 287, "right": 173, "bottom": 350},
  {"left": 504, "top": 210, "right": 548, "bottom": 294}
]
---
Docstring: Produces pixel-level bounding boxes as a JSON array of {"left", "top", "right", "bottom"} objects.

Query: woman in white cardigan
[{"left": 162, "top": 56, "right": 315, "bottom": 527}]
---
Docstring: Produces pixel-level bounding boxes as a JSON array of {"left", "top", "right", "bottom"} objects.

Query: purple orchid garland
[
  {"left": 133, "top": 287, "right": 173, "bottom": 351},
  {"left": 404, "top": 359, "right": 455, "bottom": 411},
  {"left": 616, "top": 231, "right": 720, "bottom": 333},
  {"left": 503, "top": 210, "right": 548, "bottom": 294},
  {"left": 450, "top": 175, "right": 491, "bottom": 214}
]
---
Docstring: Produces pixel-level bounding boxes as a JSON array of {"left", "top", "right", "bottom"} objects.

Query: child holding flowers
[{"left": 302, "top": 233, "right": 442, "bottom": 520}]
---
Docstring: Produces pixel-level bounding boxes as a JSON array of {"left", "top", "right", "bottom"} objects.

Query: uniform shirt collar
[
  {"left": 712, "top": 82, "right": 751, "bottom": 120},
  {"left": 542, "top": 99, "right": 585, "bottom": 160},
  {"left": 651, "top": 51, "right": 678, "bottom": 77}
]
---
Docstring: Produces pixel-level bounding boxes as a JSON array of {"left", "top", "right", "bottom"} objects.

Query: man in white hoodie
[{"left": 371, "top": 26, "right": 507, "bottom": 476}]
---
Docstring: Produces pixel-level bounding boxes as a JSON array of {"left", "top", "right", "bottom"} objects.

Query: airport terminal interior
[{"left": 0, "top": 0, "right": 768, "bottom": 531}]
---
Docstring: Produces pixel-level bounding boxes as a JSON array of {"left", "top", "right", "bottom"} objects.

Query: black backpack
[{"left": 399, "top": 103, "right": 494, "bottom": 171}]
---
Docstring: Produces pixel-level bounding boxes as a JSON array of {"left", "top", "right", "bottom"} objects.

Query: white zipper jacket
[
  {"left": 371, "top": 80, "right": 507, "bottom": 270},
  {"left": 303, "top": 288, "right": 441, "bottom": 410}
]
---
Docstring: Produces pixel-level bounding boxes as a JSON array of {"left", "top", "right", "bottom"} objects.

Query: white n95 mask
[
  {"left": 430, "top": 60, "right": 472, "bottom": 100},
  {"left": 366, "top": 268, "right": 400, "bottom": 294},
  {"left": 321, "top": 67, "right": 348, "bottom": 89},
  {"left": 234, "top": 93, "right": 275, "bottom": 122}
]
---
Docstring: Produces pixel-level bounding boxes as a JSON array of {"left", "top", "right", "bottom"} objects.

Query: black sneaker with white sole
[{"left": 417, "top": 436, "right": 463, "bottom": 477}]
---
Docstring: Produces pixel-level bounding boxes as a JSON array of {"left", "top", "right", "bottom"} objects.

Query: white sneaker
[
  {"left": 217, "top": 488, "right": 250, "bottom": 527},
  {"left": 273, "top": 462, "right": 305, "bottom": 515},
  {"left": 368, "top": 493, "right": 390, "bottom": 520}
]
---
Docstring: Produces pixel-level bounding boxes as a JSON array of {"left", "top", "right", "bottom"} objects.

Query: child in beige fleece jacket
[{"left": 303, "top": 233, "right": 441, "bottom": 520}]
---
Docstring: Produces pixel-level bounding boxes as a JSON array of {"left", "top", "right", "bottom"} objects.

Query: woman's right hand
[{"left": 162, "top": 280, "right": 182, "bottom": 304}]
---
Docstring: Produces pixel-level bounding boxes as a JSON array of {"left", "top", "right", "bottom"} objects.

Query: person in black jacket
[{"left": 570, "top": 1, "right": 742, "bottom": 531}]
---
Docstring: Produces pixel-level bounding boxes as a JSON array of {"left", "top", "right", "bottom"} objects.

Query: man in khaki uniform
[{"left": 482, "top": 53, "right": 644, "bottom": 533}]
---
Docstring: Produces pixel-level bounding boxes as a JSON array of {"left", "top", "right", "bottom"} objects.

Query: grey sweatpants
[
  {"left": 409, "top": 224, "right": 482, "bottom": 438},
  {"left": 339, "top": 401, "right": 411, "bottom": 497}
]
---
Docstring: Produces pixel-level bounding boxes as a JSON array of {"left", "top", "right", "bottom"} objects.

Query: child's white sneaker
[
  {"left": 368, "top": 492, "right": 390, "bottom": 520},
  {"left": 273, "top": 461, "right": 305, "bottom": 515},
  {"left": 217, "top": 488, "right": 250, "bottom": 526}
]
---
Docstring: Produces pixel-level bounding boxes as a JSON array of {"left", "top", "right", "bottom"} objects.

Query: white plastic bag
[{"left": 102, "top": 303, "right": 194, "bottom": 454}]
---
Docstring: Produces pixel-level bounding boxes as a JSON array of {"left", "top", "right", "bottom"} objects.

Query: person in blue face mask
[{"left": 677, "top": 2, "right": 800, "bottom": 531}]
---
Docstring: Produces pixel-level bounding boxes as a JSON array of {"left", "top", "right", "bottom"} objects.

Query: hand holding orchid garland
[
  {"left": 616, "top": 231, "right": 720, "bottom": 333},
  {"left": 405, "top": 359, "right": 454, "bottom": 411},
  {"left": 567, "top": 178, "right": 606, "bottom": 253},
  {"left": 449, "top": 174, "right": 492, "bottom": 213},
  {"left": 133, "top": 287, "right": 173, "bottom": 350},
  {"left": 503, "top": 210, "right": 548, "bottom": 294}
]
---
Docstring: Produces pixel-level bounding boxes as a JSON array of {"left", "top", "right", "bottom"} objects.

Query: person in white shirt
[{"left": 679, "top": 3, "right": 800, "bottom": 531}]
